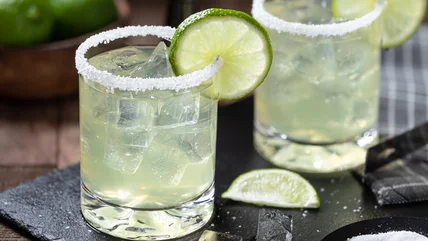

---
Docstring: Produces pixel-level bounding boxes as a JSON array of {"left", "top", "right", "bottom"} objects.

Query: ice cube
[
  {"left": 257, "top": 209, "right": 293, "bottom": 241},
  {"left": 178, "top": 124, "right": 215, "bottom": 162},
  {"left": 88, "top": 47, "right": 150, "bottom": 76},
  {"left": 116, "top": 100, "right": 155, "bottom": 147},
  {"left": 156, "top": 93, "right": 200, "bottom": 128},
  {"left": 118, "top": 100, "right": 154, "bottom": 128},
  {"left": 140, "top": 143, "right": 189, "bottom": 186},
  {"left": 113, "top": 47, "right": 150, "bottom": 70},
  {"left": 92, "top": 95, "right": 120, "bottom": 125},
  {"left": 335, "top": 41, "right": 371, "bottom": 79},
  {"left": 199, "top": 230, "right": 243, "bottom": 241},
  {"left": 121, "top": 127, "right": 154, "bottom": 148},
  {"left": 131, "top": 42, "right": 175, "bottom": 78},
  {"left": 293, "top": 43, "right": 336, "bottom": 85},
  {"left": 104, "top": 145, "right": 143, "bottom": 174}
]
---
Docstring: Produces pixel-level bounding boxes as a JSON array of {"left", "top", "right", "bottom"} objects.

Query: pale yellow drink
[
  {"left": 79, "top": 43, "right": 218, "bottom": 240},
  {"left": 253, "top": 0, "right": 383, "bottom": 173},
  {"left": 80, "top": 70, "right": 217, "bottom": 209}
]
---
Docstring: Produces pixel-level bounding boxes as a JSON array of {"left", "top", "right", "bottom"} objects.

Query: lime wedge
[
  {"left": 332, "top": 0, "right": 427, "bottom": 48},
  {"left": 169, "top": 8, "right": 273, "bottom": 100},
  {"left": 221, "top": 169, "right": 320, "bottom": 209}
]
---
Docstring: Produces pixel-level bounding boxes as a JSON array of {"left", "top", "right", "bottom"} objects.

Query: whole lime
[
  {"left": 0, "top": 0, "right": 54, "bottom": 47},
  {"left": 50, "top": 0, "right": 118, "bottom": 40}
]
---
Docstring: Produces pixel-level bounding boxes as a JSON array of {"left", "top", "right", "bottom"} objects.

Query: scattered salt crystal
[
  {"left": 251, "top": 0, "right": 385, "bottom": 37},
  {"left": 320, "top": 188, "right": 325, "bottom": 192},
  {"left": 343, "top": 206, "right": 347, "bottom": 210},
  {"left": 75, "top": 26, "right": 223, "bottom": 92},
  {"left": 317, "top": 230, "right": 320, "bottom": 233},
  {"left": 227, "top": 211, "right": 230, "bottom": 215},
  {"left": 374, "top": 205, "right": 378, "bottom": 209},
  {"left": 232, "top": 216, "right": 236, "bottom": 220},
  {"left": 330, "top": 179, "right": 336, "bottom": 184},
  {"left": 210, "top": 223, "right": 215, "bottom": 227},
  {"left": 330, "top": 190, "right": 339, "bottom": 196},
  {"left": 336, "top": 201, "right": 340, "bottom": 204},
  {"left": 353, "top": 207, "right": 363, "bottom": 213},
  {"left": 3, "top": 202, "right": 7, "bottom": 205},
  {"left": 65, "top": 226, "right": 70, "bottom": 230},
  {"left": 349, "top": 231, "right": 428, "bottom": 241},
  {"left": 238, "top": 225, "right": 242, "bottom": 228}
]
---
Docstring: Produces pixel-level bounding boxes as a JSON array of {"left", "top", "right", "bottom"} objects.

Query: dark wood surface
[{"left": 0, "top": 1, "right": 427, "bottom": 240}]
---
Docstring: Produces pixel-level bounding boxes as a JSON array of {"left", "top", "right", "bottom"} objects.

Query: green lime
[
  {"left": 50, "top": 0, "right": 118, "bottom": 40},
  {"left": 169, "top": 8, "right": 273, "bottom": 100},
  {"left": 332, "top": 0, "right": 428, "bottom": 48},
  {"left": 221, "top": 169, "right": 320, "bottom": 209},
  {"left": 0, "top": 0, "right": 54, "bottom": 47}
]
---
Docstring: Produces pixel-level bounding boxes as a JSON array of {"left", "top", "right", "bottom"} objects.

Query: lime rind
[
  {"left": 381, "top": 0, "right": 427, "bottom": 48},
  {"left": 169, "top": 8, "right": 273, "bottom": 100},
  {"left": 332, "top": 0, "right": 427, "bottom": 48},
  {"left": 221, "top": 169, "right": 320, "bottom": 209}
]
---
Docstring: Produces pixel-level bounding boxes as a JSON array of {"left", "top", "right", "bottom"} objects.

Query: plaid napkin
[{"left": 364, "top": 25, "right": 428, "bottom": 206}]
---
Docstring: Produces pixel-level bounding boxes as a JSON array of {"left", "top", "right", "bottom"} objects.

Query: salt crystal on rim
[
  {"left": 251, "top": 0, "right": 386, "bottom": 37},
  {"left": 75, "top": 25, "right": 223, "bottom": 92}
]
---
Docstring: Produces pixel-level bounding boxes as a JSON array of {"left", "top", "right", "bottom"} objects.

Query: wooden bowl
[{"left": 0, "top": 0, "right": 130, "bottom": 100}]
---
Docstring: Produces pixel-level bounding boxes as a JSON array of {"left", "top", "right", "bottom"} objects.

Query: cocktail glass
[
  {"left": 75, "top": 26, "right": 221, "bottom": 240},
  {"left": 252, "top": 0, "right": 386, "bottom": 173}
]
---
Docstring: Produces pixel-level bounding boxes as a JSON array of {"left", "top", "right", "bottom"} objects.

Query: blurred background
[{"left": 0, "top": 0, "right": 427, "bottom": 191}]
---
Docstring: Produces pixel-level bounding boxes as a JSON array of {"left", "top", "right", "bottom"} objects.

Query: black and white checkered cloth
[{"left": 364, "top": 25, "right": 428, "bottom": 206}]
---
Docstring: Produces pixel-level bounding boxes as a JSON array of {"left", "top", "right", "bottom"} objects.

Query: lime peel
[
  {"left": 169, "top": 8, "right": 273, "bottom": 100},
  {"left": 221, "top": 169, "right": 320, "bottom": 209},
  {"left": 332, "top": 0, "right": 427, "bottom": 48}
]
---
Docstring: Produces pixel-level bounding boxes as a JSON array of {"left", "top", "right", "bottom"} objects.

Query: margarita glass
[
  {"left": 76, "top": 26, "right": 221, "bottom": 240},
  {"left": 252, "top": 0, "right": 386, "bottom": 173}
]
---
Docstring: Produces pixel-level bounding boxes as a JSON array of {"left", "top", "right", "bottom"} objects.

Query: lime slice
[
  {"left": 332, "top": 0, "right": 427, "bottom": 48},
  {"left": 169, "top": 8, "right": 273, "bottom": 100},
  {"left": 221, "top": 169, "right": 320, "bottom": 209}
]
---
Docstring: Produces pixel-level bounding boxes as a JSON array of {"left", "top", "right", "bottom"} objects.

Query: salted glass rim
[
  {"left": 252, "top": 0, "right": 386, "bottom": 37},
  {"left": 75, "top": 25, "right": 222, "bottom": 92}
]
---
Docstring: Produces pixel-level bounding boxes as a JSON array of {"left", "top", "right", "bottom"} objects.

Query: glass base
[
  {"left": 81, "top": 183, "right": 214, "bottom": 240},
  {"left": 254, "top": 122, "right": 378, "bottom": 174}
]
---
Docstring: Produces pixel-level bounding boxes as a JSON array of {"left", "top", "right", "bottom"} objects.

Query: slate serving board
[{"left": 2, "top": 97, "right": 428, "bottom": 241}]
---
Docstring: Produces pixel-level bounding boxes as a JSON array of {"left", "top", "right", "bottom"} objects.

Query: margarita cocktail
[
  {"left": 76, "top": 26, "right": 221, "bottom": 240},
  {"left": 253, "top": 0, "right": 385, "bottom": 173},
  {"left": 76, "top": 7, "right": 272, "bottom": 239}
]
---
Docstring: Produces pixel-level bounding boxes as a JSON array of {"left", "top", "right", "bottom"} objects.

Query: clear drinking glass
[
  {"left": 76, "top": 26, "right": 221, "bottom": 240},
  {"left": 252, "top": 0, "right": 386, "bottom": 173}
]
